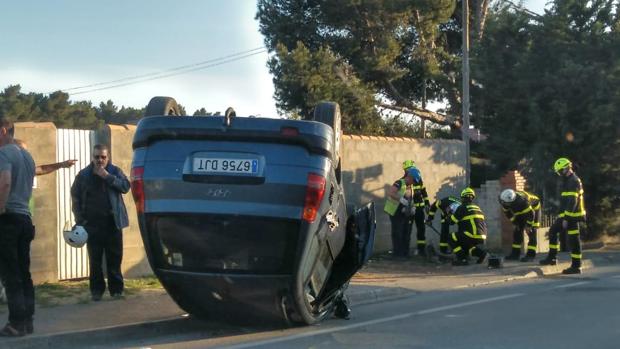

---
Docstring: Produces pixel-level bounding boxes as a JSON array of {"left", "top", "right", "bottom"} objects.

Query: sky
[{"left": 0, "top": 0, "right": 549, "bottom": 119}]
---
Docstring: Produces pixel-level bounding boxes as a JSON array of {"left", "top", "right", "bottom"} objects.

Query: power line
[{"left": 54, "top": 47, "right": 267, "bottom": 95}]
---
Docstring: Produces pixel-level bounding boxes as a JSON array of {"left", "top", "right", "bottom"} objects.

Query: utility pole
[
  {"left": 421, "top": 79, "right": 427, "bottom": 139},
  {"left": 462, "top": 0, "right": 471, "bottom": 186}
]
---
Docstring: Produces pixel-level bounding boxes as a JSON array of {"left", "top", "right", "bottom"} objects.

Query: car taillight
[
  {"left": 281, "top": 127, "right": 299, "bottom": 136},
  {"left": 303, "top": 173, "right": 326, "bottom": 222},
  {"left": 130, "top": 166, "right": 145, "bottom": 214}
]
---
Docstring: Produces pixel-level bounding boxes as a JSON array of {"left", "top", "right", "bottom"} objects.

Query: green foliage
[
  {"left": 257, "top": 0, "right": 461, "bottom": 136},
  {"left": 472, "top": 0, "right": 620, "bottom": 236},
  {"left": 0, "top": 85, "right": 207, "bottom": 129}
]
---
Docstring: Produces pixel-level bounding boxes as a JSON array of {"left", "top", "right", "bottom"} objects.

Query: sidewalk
[{"left": 2, "top": 243, "right": 617, "bottom": 348}]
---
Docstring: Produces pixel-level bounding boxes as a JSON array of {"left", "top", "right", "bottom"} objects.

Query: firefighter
[
  {"left": 425, "top": 195, "right": 461, "bottom": 256},
  {"left": 499, "top": 189, "right": 542, "bottom": 262},
  {"left": 449, "top": 187, "right": 488, "bottom": 266},
  {"left": 539, "top": 158, "right": 586, "bottom": 274},
  {"left": 384, "top": 167, "right": 417, "bottom": 258}
]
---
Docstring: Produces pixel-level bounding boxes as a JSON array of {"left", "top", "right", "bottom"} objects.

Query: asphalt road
[{"left": 101, "top": 264, "right": 620, "bottom": 349}]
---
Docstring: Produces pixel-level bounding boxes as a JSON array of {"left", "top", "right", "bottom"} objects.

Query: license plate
[{"left": 193, "top": 157, "right": 258, "bottom": 175}]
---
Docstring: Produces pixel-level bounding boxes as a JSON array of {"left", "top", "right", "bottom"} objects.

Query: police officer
[
  {"left": 426, "top": 196, "right": 461, "bottom": 256},
  {"left": 499, "top": 189, "right": 541, "bottom": 262},
  {"left": 539, "top": 158, "right": 586, "bottom": 274},
  {"left": 449, "top": 188, "right": 488, "bottom": 266}
]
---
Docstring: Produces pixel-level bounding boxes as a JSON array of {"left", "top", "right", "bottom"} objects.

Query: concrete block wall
[
  {"left": 341, "top": 135, "right": 467, "bottom": 253},
  {"left": 14, "top": 123, "right": 59, "bottom": 284},
  {"left": 475, "top": 180, "right": 502, "bottom": 252}
]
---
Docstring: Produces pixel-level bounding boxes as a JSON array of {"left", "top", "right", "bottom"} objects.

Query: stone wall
[
  {"left": 341, "top": 135, "right": 467, "bottom": 252},
  {"left": 475, "top": 180, "right": 502, "bottom": 252},
  {"left": 14, "top": 123, "right": 59, "bottom": 283}
]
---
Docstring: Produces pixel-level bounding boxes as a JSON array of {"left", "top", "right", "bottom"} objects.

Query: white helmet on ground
[
  {"left": 500, "top": 189, "right": 517, "bottom": 203},
  {"left": 63, "top": 225, "right": 88, "bottom": 248}
]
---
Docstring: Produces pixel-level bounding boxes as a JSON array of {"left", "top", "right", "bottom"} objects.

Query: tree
[
  {"left": 256, "top": 0, "right": 491, "bottom": 135},
  {"left": 472, "top": 0, "right": 620, "bottom": 236}
]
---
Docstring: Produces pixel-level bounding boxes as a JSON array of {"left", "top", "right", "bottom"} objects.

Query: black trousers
[
  {"left": 547, "top": 218, "right": 582, "bottom": 267},
  {"left": 390, "top": 210, "right": 412, "bottom": 257},
  {"left": 510, "top": 218, "right": 538, "bottom": 257},
  {"left": 413, "top": 208, "right": 426, "bottom": 251},
  {"left": 85, "top": 217, "right": 124, "bottom": 296},
  {"left": 450, "top": 231, "right": 486, "bottom": 261},
  {"left": 439, "top": 218, "right": 451, "bottom": 254},
  {"left": 0, "top": 213, "right": 35, "bottom": 328}
]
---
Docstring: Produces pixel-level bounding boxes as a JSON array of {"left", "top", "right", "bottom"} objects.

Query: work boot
[
  {"left": 562, "top": 266, "right": 582, "bottom": 274},
  {"left": 417, "top": 246, "right": 427, "bottom": 257},
  {"left": 520, "top": 255, "right": 535, "bottom": 262},
  {"left": 476, "top": 250, "right": 488, "bottom": 264},
  {"left": 539, "top": 257, "right": 557, "bottom": 266},
  {"left": 452, "top": 258, "right": 469, "bottom": 266},
  {"left": 504, "top": 249, "right": 520, "bottom": 261},
  {"left": 334, "top": 296, "right": 351, "bottom": 320}
]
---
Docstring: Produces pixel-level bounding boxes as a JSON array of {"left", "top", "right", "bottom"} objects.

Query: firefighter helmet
[
  {"left": 63, "top": 225, "right": 88, "bottom": 248},
  {"left": 407, "top": 167, "right": 422, "bottom": 182},
  {"left": 500, "top": 189, "right": 516, "bottom": 203},
  {"left": 553, "top": 157, "right": 572, "bottom": 174},
  {"left": 461, "top": 187, "right": 476, "bottom": 199},
  {"left": 402, "top": 159, "right": 416, "bottom": 170}
]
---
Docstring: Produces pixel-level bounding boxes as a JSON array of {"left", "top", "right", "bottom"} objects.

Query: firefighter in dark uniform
[
  {"left": 405, "top": 166, "right": 430, "bottom": 256},
  {"left": 499, "top": 189, "right": 542, "bottom": 262},
  {"left": 384, "top": 167, "right": 417, "bottom": 258},
  {"left": 425, "top": 196, "right": 461, "bottom": 256},
  {"left": 449, "top": 187, "right": 488, "bottom": 266},
  {"left": 539, "top": 158, "right": 586, "bottom": 274}
]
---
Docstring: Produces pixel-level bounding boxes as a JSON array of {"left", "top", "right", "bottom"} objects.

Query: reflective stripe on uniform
[
  {"left": 571, "top": 253, "right": 582, "bottom": 259},
  {"left": 468, "top": 246, "right": 476, "bottom": 255},
  {"left": 417, "top": 240, "right": 426, "bottom": 244},
  {"left": 513, "top": 206, "right": 532, "bottom": 216},
  {"left": 549, "top": 244, "right": 560, "bottom": 250},
  {"left": 452, "top": 233, "right": 458, "bottom": 241},
  {"left": 568, "top": 229, "right": 580, "bottom": 235},
  {"left": 512, "top": 244, "right": 521, "bottom": 249},
  {"left": 464, "top": 231, "right": 486, "bottom": 239},
  {"left": 453, "top": 246, "right": 462, "bottom": 253},
  {"left": 527, "top": 245, "right": 537, "bottom": 251},
  {"left": 439, "top": 243, "right": 449, "bottom": 247}
]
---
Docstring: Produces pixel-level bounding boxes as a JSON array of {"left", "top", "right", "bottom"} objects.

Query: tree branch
[{"left": 378, "top": 102, "right": 460, "bottom": 128}]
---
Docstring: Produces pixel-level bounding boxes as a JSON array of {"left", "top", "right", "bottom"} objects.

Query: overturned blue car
[{"left": 130, "top": 97, "right": 376, "bottom": 325}]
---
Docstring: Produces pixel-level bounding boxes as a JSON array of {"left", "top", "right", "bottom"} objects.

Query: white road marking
[
  {"left": 218, "top": 293, "right": 525, "bottom": 349},
  {"left": 552, "top": 281, "right": 591, "bottom": 289}
]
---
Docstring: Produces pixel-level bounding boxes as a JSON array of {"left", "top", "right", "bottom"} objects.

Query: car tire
[
  {"left": 313, "top": 101, "right": 342, "bottom": 165},
  {"left": 145, "top": 96, "right": 181, "bottom": 116}
]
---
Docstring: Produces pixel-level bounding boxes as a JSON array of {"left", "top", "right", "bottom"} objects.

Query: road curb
[{"left": 348, "top": 286, "right": 416, "bottom": 306}]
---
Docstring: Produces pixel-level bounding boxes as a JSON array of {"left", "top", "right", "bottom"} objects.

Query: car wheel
[
  {"left": 313, "top": 101, "right": 342, "bottom": 165},
  {"left": 145, "top": 96, "right": 181, "bottom": 117}
]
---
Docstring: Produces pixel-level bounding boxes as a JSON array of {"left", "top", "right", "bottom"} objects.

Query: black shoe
[
  {"left": 476, "top": 251, "right": 488, "bottom": 264},
  {"left": 562, "top": 266, "right": 582, "bottom": 275},
  {"left": 334, "top": 297, "right": 351, "bottom": 320},
  {"left": 520, "top": 255, "right": 535, "bottom": 262},
  {"left": 111, "top": 292, "right": 124, "bottom": 300},
  {"left": 539, "top": 258, "right": 557, "bottom": 266},
  {"left": 91, "top": 293, "right": 103, "bottom": 301},
  {"left": 25, "top": 319, "right": 33, "bottom": 334},
  {"left": 417, "top": 248, "right": 427, "bottom": 257},
  {"left": 0, "top": 323, "right": 25, "bottom": 337},
  {"left": 504, "top": 253, "right": 520, "bottom": 261},
  {"left": 452, "top": 259, "right": 469, "bottom": 266}
]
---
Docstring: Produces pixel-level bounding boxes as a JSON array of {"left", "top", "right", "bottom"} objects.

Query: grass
[{"left": 0, "top": 276, "right": 163, "bottom": 312}]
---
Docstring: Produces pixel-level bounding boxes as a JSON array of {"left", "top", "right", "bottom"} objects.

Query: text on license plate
[{"left": 193, "top": 158, "right": 258, "bottom": 174}]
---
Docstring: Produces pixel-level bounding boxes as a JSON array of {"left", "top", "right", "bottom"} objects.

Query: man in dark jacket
[{"left": 71, "top": 144, "right": 130, "bottom": 300}]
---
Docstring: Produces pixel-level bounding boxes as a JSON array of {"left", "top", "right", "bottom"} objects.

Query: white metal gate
[{"left": 57, "top": 129, "right": 95, "bottom": 280}]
